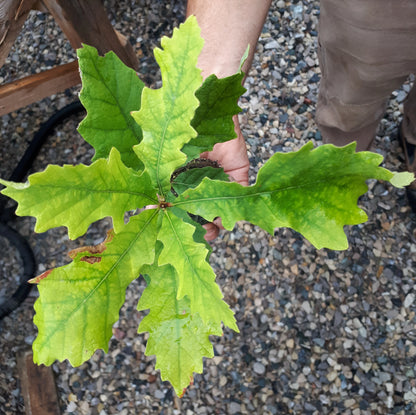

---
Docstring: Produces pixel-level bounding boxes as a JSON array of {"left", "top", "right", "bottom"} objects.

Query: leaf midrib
[
  {"left": 173, "top": 176, "right": 358, "bottom": 206},
  {"left": 87, "top": 56, "right": 141, "bottom": 142},
  {"left": 27, "top": 183, "right": 157, "bottom": 203},
  {"left": 163, "top": 211, "right": 221, "bottom": 322}
]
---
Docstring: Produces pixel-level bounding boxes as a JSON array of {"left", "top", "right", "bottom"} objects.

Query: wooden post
[
  {"left": 0, "top": 60, "right": 80, "bottom": 116},
  {"left": 40, "top": 0, "right": 139, "bottom": 70},
  {"left": 17, "top": 350, "right": 61, "bottom": 415},
  {"left": 0, "top": 0, "right": 139, "bottom": 114}
]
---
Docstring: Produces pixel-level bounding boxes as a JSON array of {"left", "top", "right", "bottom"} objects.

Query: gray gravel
[{"left": 1, "top": 1, "right": 416, "bottom": 414}]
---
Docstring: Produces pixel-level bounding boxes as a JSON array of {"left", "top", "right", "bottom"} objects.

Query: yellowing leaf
[
  {"left": 157, "top": 208, "right": 238, "bottom": 333},
  {"left": 138, "top": 247, "right": 215, "bottom": 396},
  {"left": 173, "top": 143, "right": 407, "bottom": 250},
  {"left": 132, "top": 16, "right": 203, "bottom": 194},
  {"left": 0, "top": 148, "right": 156, "bottom": 239},
  {"left": 33, "top": 210, "right": 159, "bottom": 366}
]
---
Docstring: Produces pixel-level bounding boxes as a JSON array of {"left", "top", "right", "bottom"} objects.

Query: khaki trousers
[{"left": 316, "top": 0, "right": 416, "bottom": 151}]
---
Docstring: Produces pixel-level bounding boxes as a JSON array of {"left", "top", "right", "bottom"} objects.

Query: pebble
[
  {"left": 229, "top": 402, "right": 241, "bottom": 414},
  {"left": 154, "top": 389, "right": 165, "bottom": 399},
  {"left": 404, "top": 391, "right": 416, "bottom": 402},
  {"left": 265, "top": 40, "right": 280, "bottom": 50},
  {"left": 253, "top": 362, "right": 266, "bottom": 375},
  {"left": 404, "top": 293, "right": 415, "bottom": 308},
  {"left": 66, "top": 401, "right": 77, "bottom": 413}
]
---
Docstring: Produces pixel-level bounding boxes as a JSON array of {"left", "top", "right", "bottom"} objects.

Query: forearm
[{"left": 186, "top": 0, "right": 271, "bottom": 79}]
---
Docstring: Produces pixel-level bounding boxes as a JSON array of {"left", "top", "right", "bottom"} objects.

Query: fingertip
[
  {"left": 212, "top": 217, "right": 225, "bottom": 230},
  {"left": 203, "top": 223, "right": 219, "bottom": 241}
]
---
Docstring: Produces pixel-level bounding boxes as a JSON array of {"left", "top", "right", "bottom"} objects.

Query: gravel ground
[{"left": 1, "top": 1, "right": 416, "bottom": 414}]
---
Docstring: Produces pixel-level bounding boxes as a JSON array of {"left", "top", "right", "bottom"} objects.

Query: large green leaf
[
  {"left": 132, "top": 16, "right": 203, "bottom": 194},
  {"left": 32, "top": 209, "right": 160, "bottom": 366},
  {"left": 138, "top": 245, "right": 215, "bottom": 396},
  {"left": 157, "top": 208, "right": 238, "bottom": 333},
  {"left": 0, "top": 148, "right": 157, "bottom": 239},
  {"left": 173, "top": 142, "right": 414, "bottom": 250},
  {"left": 77, "top": 45, "right": 144, "bottom": 169}
]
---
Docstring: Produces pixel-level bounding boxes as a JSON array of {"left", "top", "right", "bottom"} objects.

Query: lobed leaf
[
  {"left": 32, "top": 209, "right": 160, "bottom": 366},
  {"left": 77, "top": 44, "right": 144, "bottom": 169},
  {"left": 132, "top": 16, "right": 204, "bottom": 194},
  {"left": 138, "top": 245, "right": 215, "bottom": 396},
  {"left": 157, "top": 208, "right": 238, "bottom": 333},
  {"left": 0, "top": 148, "right": 157, "bottom": 239},
  {"left": 173, "top": 142, "right": 414, "bottom": 250},
  {"left": 182, "top": 70, "right": 246, "bottom": 160}
]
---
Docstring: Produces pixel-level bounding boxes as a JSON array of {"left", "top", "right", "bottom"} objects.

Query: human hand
[{"left": 200, "top": 115, "right": 249, "bottom": 240}]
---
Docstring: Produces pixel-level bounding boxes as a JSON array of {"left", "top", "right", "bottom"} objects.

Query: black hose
[
  {"left": 0, "top": 100, "right": 85, "bottom": 319},
  {"left": 0, "top": 223, "right": 36, "bottom": 319}
]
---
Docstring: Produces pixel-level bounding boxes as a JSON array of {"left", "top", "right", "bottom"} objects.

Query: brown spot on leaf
[
  {"left": 68, "top": 229, "right": 114, "bottom": 260},
  {"left": 29, "top": 269, "right": 53, "bottom": 284},
  {"left": 79, "top": 256, "right": 102, "bottom": 264}
]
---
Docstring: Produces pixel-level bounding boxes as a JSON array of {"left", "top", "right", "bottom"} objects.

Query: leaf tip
[
  {"left": 390, "top": 171, "right": 415, "bottom": 188},
  {"left": 29, "top": 269, "right": 53, "bottom": 284}
]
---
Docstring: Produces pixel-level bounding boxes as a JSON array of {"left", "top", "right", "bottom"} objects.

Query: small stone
[
  {"left": 385, "top": 382, "right": 394, "bottom": 393},
  {"left": 219, "top": 376, "right": 227, "bottom": 387},
  {"left": 344, "top": 398, "right": 356, "bottom": 408},
  {"left": 68, "top": 393, "right": 77, "bottom": 402},
  {"left": 404, "top": 390, "right": 416, "bottom": 402},
  {"left": 319, "top": 395, "right": 330, "bottom": 405},
  {"left": 253, "top": 362, "right": 266, "bottom": 375},
  {"left": 265, "top": 40, "right": 279, "bottom": 50},
  {"left": 305, "top": 56, "right": 316, "bottom": 67},
  {"left": 229, "top": 402, "right": 241, "bottom": 414},
  {"left": 112, "top": 327, "right": 126, "bottom": 340},
  {"left": 304, "top": 402, "right": 317, "bottom": 411},
  {"left": 66, "top": 401, "right": 77, "bottom": 413},
  {"left": 358, "top": 327, "right": 367, "bottom": 338},
  {"left": 286, "top": 338, "right": 295, "bottom": 349},
  {"left": 225, "top": 257, "right": 234, "bottom": 271},
  {"left": 359, "top": 362, "right": 372, "bottom": 373},
  {"left": 301, "top": 301, "right": 313, "bottom": 314},
  {"left": 154, "top": 389, "right": 165, "bottom": 399},
  {"left": 313, "top": 338, "right": 325, "bottom": 347},
  {"left": 396, "top": 90, "right": 407, "bottom": 103},
  {"left": 404, "top": 293, "right": 415, "bottom": 308},
  {"left": 327, "top": 371, "right": 338, "bottom": 382},
  {"left": 378, "top": 372, "right": 391, "bottom": 383},
  {"left": 24, "top": 335, "right": 35, "bottom": 345}
]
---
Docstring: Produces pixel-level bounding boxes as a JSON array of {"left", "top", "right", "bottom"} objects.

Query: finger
[
  {"left": 212, "top": 216, "right": 225, "bottom": 230},
  {"left": 203, "top": 222, "right": 220, "bottom": 241}
]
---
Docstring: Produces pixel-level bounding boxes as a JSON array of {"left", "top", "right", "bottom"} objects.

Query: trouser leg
[{"left": 316, "top": 0, "right": 416, "bottom": 151}]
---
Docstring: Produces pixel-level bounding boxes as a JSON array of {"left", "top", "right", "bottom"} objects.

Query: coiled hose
[{"left": 0, "top": 100, "right": 85, "bottom": 319}]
